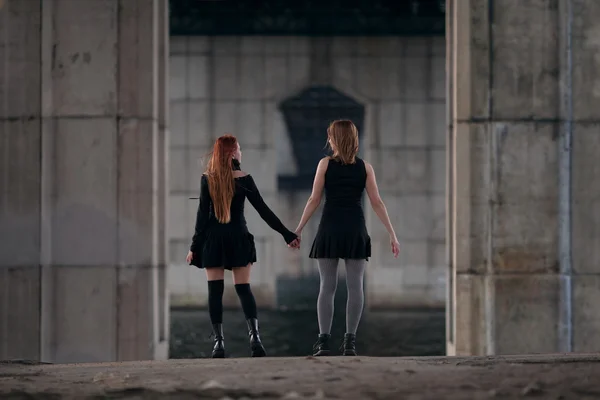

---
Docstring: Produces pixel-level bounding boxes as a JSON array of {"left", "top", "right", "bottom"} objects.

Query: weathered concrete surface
[
  {"left": 447, "top": 0, "right": 600, "bottom": 355},
  {"left": 1, "top": 354, "right": 600, "bottom": 399},
  {"left": 0, "top": 0, "right": 170, "bottom": 363}
]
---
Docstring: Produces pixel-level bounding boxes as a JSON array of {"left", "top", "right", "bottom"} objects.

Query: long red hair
[{"left": 205, "top": 135, "right": 238, "bottom": 223}]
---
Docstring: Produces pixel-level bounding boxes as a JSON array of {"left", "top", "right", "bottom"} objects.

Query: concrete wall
[
  {"left": 168, "top": 36, "right": 446, "bottom": 309},
  {"left": 0, "top": 0, "right": 169, "bottom": 363},
  {"left": 447, "top": 0, "right": 600, "bottom": 355}
]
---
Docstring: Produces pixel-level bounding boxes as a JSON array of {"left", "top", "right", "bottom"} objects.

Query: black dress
[
  {"left": 309, "top": 157, "right": 371, "bottom": 260},
  {"left": 189, "top": 162, "right": 297, "bottom": 269}
]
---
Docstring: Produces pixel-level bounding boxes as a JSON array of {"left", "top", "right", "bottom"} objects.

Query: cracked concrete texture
[{"left": 1, "top": 354, "right": 600, "bottom": 399}]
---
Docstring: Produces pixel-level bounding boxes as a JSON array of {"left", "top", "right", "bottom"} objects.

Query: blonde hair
[
  {"left": 327, "top": 120, "right": 359, "bottom": 164},
  {"left": 205, "top": 135, "right": 237, "bottom": 223}
]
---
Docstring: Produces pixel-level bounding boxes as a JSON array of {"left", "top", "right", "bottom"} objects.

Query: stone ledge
[{"left": 1, "top": 354, "right": 599, "bottom": 399}]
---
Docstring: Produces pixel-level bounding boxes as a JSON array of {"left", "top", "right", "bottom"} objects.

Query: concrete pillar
[
  {"left": 0, "top": 0, "right": 169, "bottom": 363},
  {"left": 156, "top": 0, "right": 170, "bottom": 360},
  {"left": 448, "top": 0, "right": 600, "bottom": 355}
]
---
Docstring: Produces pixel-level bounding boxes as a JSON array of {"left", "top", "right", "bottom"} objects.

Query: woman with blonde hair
[
  {"left": 187, "top": 134, "right": 300, "bottom": 358},
  {"left": 295, "top": 120, "right": 400, "bottom": 356}
]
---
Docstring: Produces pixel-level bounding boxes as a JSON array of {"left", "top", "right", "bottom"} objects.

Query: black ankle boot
[
  {"left": 341, "top": 333, "right": 357, "bottom": 356},
  {"left": 246, "top": 318, "right": 266, "bottom": 357},
  {"left": 211, "top": 323, "right": 225, "bottom": 358},
  {"left": 312, "top": 334, "right": 331, "bottom": 356}
]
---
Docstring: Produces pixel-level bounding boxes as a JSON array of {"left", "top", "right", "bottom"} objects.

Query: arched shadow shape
[{"left": 277, "top": 85, "right": 365, "bottom": 191}]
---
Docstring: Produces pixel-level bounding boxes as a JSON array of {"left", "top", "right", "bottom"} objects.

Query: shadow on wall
[{"left": 277, "top": 85, "right": 365, "bottom": 191}]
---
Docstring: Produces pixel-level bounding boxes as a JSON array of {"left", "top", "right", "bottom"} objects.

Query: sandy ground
[{"left": 1, "top": 354, "right": 600, "bottom": 399}]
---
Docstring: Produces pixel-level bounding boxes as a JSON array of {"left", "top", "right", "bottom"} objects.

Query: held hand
[
  {"left": 390, "top": 236, "right": 400, "bottom": 258},
  {"left": 288, "top": 237, "right": 301, "bottom": 249},
  {"left": 286, "top": 229, "right": 302, "bottom": 249},
  {"left": 186, "top": 251, "right": 193, "bottom": 264}
]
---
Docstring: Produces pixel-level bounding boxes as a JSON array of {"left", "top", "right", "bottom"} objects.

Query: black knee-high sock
[
  {"left": 234, "top": 283, "right": 257, "bottom": 320},
  {"left": 208, "top": 280, "right": 225, "bottom": 324}
]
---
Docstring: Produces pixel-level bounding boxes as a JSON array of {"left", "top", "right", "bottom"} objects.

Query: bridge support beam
[
  {"left": 0, "top": 0, "right": 170, "bottom": 363},
  {"left": 447, "top": 0, "right": 600, "bottom": 355}
]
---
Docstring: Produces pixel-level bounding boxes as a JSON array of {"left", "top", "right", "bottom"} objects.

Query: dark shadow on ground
[{"left": 170, "top": 309, "right": 445, "bottom": 358}]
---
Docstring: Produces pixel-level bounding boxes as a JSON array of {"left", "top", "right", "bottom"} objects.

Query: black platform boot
[
  {"left": 341, "top": 333, "right": 357, "bottom": 356},
  {"left": 211, "top": 324, "right": 225, "bottom": 358},
  {"left": 312, "top": 334, "right": 331, "bottom": 356},
  {"left": 246, "top": 318, "right": 267, "bottom": 357}
]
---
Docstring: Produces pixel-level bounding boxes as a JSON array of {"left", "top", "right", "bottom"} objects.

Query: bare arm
[
  {"left": 295, "top": 157, "right": 329, "bottom": 233},
  {"left": 365, "top": 162, "right": 398, "bottom": 244}
]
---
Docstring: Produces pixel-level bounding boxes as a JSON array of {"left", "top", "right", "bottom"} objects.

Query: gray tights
[{"left": 316, "top": 258, "right": 366, "bottom": 335}]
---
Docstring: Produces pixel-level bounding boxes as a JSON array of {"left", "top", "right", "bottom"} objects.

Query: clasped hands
[{"left": 287, "top": 229, "right": 302, "bottom": 250}]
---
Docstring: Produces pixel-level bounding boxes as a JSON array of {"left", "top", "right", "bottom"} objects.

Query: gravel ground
[{"left": 1, "top": 354, "right": 600, "bottom": 399}]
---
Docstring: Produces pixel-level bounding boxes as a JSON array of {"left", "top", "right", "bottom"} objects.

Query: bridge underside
[{"left": 2, "top": 0, "right": 600, "bottom": 362}]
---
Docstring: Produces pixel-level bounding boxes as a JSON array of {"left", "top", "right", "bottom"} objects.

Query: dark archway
[{"left": 277, "top": 85, "right": 366, "bottom": 191}]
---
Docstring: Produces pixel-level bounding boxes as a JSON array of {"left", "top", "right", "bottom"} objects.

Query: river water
[{"left": 170, "top": 308, "right": 445, "bottom": 359}]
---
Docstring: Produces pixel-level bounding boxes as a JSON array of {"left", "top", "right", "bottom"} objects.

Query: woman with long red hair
[{"left": 186, "top": 135, "right": 299, "bottom": 358}]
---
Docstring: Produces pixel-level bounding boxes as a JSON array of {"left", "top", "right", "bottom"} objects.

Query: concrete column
[
  {"left": 156, "top": 0, "right": 170, "bottom": 360},
  {"left": 0, "top": 0, "right": 43, "bottom": 362},
  {"left": 0, "top": 0, "right": 168, "bottom": 363},
  {"left": 448, "top": 0, "right": 600, "bottom": 355},
  {"left": 566, "top": 0, "right": 600, "bottom": 353}
]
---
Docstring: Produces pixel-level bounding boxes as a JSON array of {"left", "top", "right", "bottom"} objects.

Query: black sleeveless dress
[
  {"left": 189, "top": 161, "right": 297, "bottom": 269},
  {"left": 309, "top": 157, "right": 371, "bottom": 260}
]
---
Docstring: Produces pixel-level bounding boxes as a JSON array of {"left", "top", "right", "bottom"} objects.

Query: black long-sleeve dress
[{"left": 189, "top": 164, "right": 297, "bottom": 269}]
